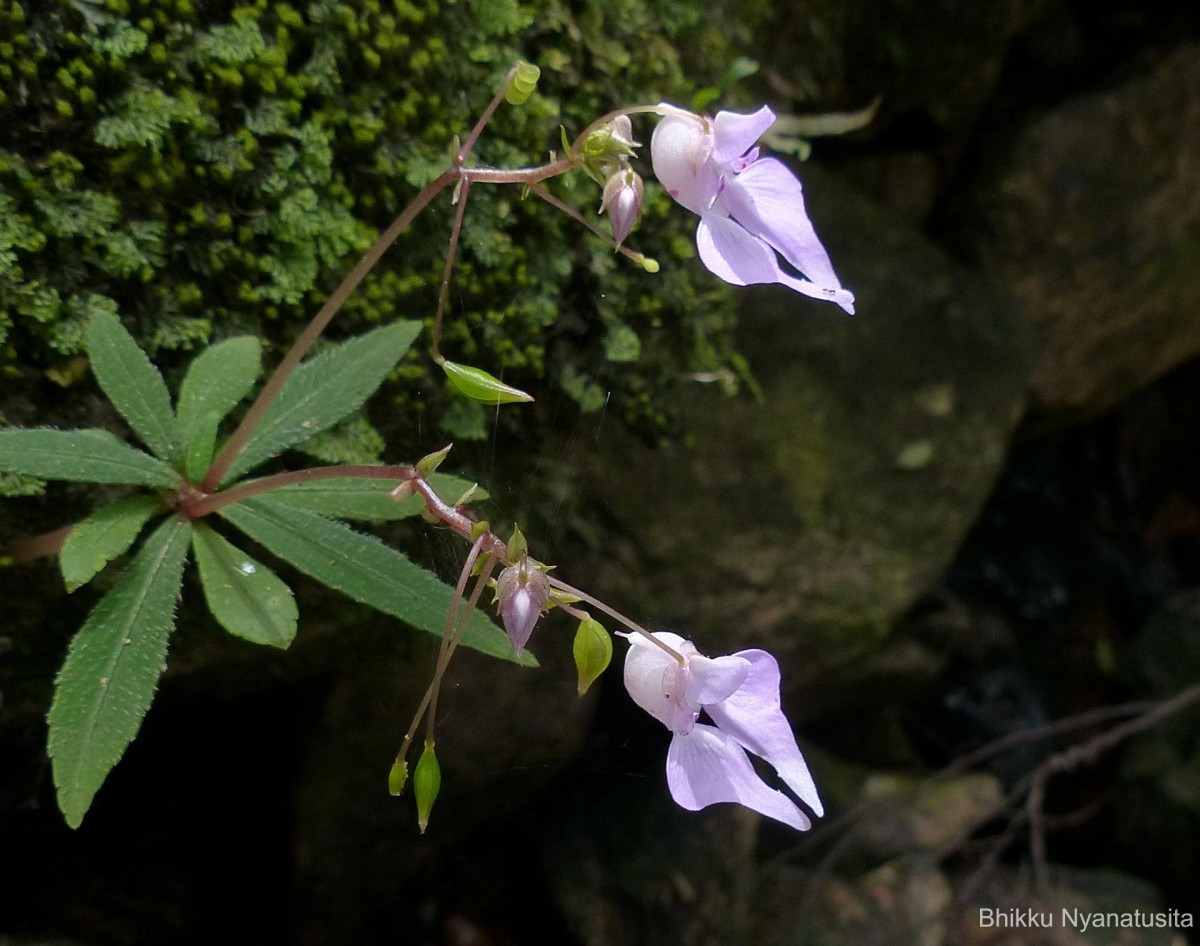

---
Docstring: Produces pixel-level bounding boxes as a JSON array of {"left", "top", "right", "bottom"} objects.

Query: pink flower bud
[
  {"left": 600, "top": 169, "right": 644, "bottom": 246},
  {"left": 495, "top": 561, "right": 550, "bottom": 652},
  {"left": 607, "top": 115, "right": 635, "bottom": 150}
]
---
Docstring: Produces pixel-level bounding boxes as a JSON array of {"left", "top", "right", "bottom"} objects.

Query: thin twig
[
  {"left": 1027, "top": 777, "right": 1049, "bottom": 891},
  {"left": 956, "top": 807, "right": 1031, "bottom": 904},
  {"left": 935, "top": 699, "right": 1153, "bottom": 780}
]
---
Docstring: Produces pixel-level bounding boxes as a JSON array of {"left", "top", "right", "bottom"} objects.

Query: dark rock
[
  {"left": 544, "top": 780, "right": 757, "bottom": 946},
  {"left": 951, "top": 44, "right": 1200, "bottom": 422},
  {"left": 573, "top": 168, "right": 1031, "bottom": 717},
  {"left": 746, "top": 0, "right": 1054, "bottom": 136},
  {"left": 755, "top": 854, "right": 951, "bottom": 946}
]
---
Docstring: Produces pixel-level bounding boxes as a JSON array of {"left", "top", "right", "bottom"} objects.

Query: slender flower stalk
[
  {"left": 546, "top": 574, "right": 684, "bottom": 664},
  {"left": 393, "top": 536, "right": 488, "bottom": 773},
  {"left": 455, "top": 64, "right": 521, "bottom": 164},
  {"left": 431, "top": 177, "right": 473, "bottom": 363},
  {"left": 200, "top": 71, "right": 590, "bottom": 493},
  {"left": 529, "top": 183, "right": 654, "bottom": 268},
  {"left": 425, "top": 552, "right": 498, "bottom": 743}
]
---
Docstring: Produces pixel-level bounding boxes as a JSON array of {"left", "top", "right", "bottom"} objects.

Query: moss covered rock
[
  {"left": 0, "top": 0, "right": 747, "bottom": 452},
  {"left": 572, "top": 167, "right": 1031, "bottom": 716}
]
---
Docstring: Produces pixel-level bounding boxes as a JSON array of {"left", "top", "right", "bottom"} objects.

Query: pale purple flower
[
  {"left": 650, "top": 103, "right": 855, "bottom": 314},
  {"left": 623, "top": 631, "right": 823, "bottom": 830}
]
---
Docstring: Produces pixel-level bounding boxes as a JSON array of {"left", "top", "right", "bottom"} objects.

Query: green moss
[{"left": 0, "top": 0, "right": 748, "bottom": 448}]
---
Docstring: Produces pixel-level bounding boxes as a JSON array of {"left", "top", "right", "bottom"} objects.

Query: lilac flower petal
[
  {"left": 696, "top": 215, "right": 854, "bottom": 313},
  {"left": 667, "top": 724, "right": 812, "bottom": 830},
  {"left": 704, "top": 649, "right": 824, "bottom": 816},
  {"left": 624, "top": 632, "right": 697, "bottom": 734},
  {"left": 730, "top": 147, "right": 760, "bottom": 173},
  {"left": 650, "top": 114, "right": 718, "bottom": 216},
  {"left": 685, "top": 654, "right": 750, "bottom": 709},
  {"left": 712, "top": 106, "right": 776, "bottom": 164},
  {"left": 721, "top": 158, "right": 851, "bottom": 303},
  {"left": 695, "top": 213, "right": 787, "bottom": 286}
]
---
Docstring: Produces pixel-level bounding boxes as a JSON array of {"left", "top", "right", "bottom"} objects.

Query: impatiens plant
[{"left": 0, "top": 63, "right": 850, "bottom": 833}]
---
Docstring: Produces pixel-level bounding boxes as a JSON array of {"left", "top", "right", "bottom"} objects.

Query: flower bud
[
  {"left": 572, "top": 617, "right": 613, "bottom": 696},
  {"left": 583, "top": 115, "right": 639, "bottom": 163},
  {"left": 388, "top": 758, "right": 407, "bottom": 796},
  {"left": 440, "top": 359, "right": 534, "bottom": 404},
  {"left": 414, "top": 742, "right": 441, "bottom": 833},
  {"left": 600, "top": 169, "right": 644, "bottom": 246},
  {"left": 607, "top": 115, "right": 635, "bottom": 151},
  {"left": 504, "top": 60, "right": 540, "bottom": 106},
  {"left": 495, "top": 559, "right": 550, "bottom": 653}
]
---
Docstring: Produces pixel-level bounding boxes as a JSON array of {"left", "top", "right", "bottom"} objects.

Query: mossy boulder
[
  {"left": 950, "top": 43, "right": 1200, "bottom": 423},
  {"left": 572, "top": 167, "right": 1031, "bottom": 716}
]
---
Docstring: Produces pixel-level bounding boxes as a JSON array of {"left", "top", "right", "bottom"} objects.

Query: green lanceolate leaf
[
  {"left": 440, "top": 360, "right": 534, "bottom": 404},
  {"left": 184, "top": 414, "right": 221, "bottom": 484},
  {"left": 218, "top": 497, "right": 532, "bottom": 665},
  {"left": 60, "top": 495, "right": 166, "bottom": 592},
  {"left": 192, "top": 523, "right": 298, "bottom": 649},
  {"left": 264, "top": 472, "right": 484, "bottom": 521},
  {"left": 222, "top": 321, "right": 421, "bottom": 485},
  {"left": 176, "top": 336, "right": 262, "bottom": 480},
  {"left": 47, "top": 515, "right": 192, "bottom": 828},
  {"left": 0, "top": 429, "right": 180, "bottom": 487},
  {"left": 85, "top": 310, "right": 179, "bottom": 463}
]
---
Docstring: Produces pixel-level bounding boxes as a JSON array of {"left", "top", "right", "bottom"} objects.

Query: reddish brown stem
[
  {"left": 1, "top": 524, "right": 73, "bottom": 564},
  {"left": 200, "top": 171, "right": 458, "bottom": 492},
  {"left": 431, "top": 176, "right": 472, "bottom": 362},
  {"left": 456, "top": 65, "right": 519, "bottom": 164}
]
